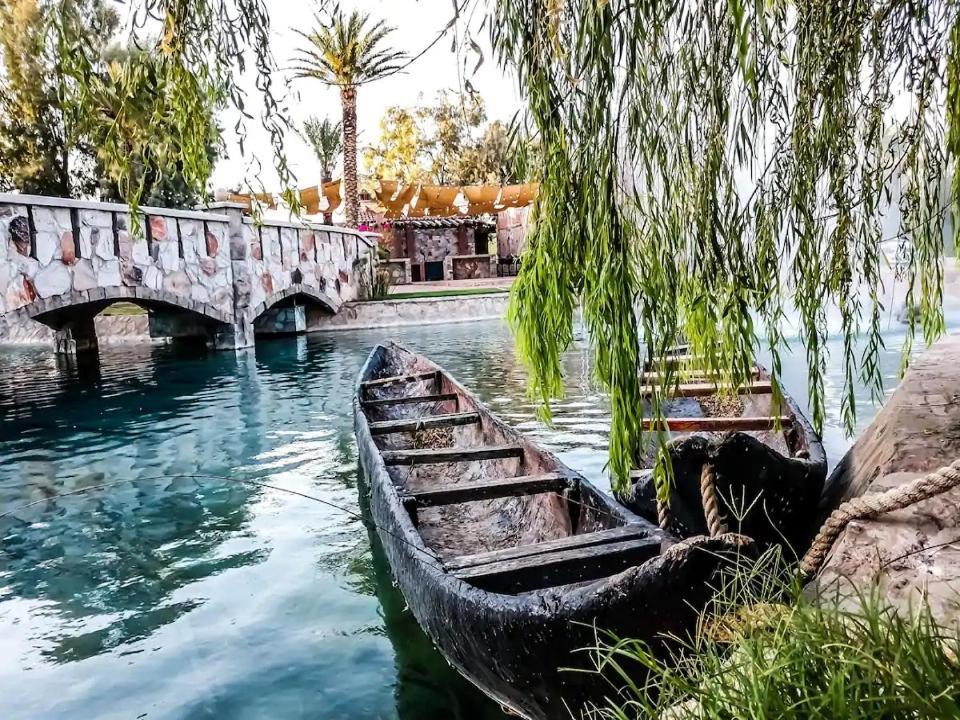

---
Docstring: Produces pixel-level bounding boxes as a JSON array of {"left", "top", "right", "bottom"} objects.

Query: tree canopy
[
  {"left": 0, "top": 0, "right": 118, "bottom": 196},
  {"left": 363, "top": 91, "right": 520, "bottom": 187}
]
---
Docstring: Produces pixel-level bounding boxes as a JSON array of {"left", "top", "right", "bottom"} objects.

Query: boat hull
[{"left": 354, "top": 343, "right": 749, "bottom": 719}]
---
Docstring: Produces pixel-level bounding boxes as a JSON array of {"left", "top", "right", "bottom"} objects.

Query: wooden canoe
[
  {"left": 619, "top": 362, "right": 828, "bottom": 550},
  {"left": 354, "top": 342, "right": 748, "bottom": 719}
]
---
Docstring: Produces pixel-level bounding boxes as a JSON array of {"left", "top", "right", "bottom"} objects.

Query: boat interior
[
  {"left": 359, "top": 346, "right": 810, "bottom": 595},
  {"left": 360, "top": 346, "right": 668, "bottom": 595}
]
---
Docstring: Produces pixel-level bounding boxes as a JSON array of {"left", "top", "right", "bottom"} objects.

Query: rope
[
  {"left": 700, "top": 463, "right": 727, "bottom": 537},
  {"left": 657, "top": 498, "right": 672, "bottom": 531},
  {"left": 799, "top": 459, "right": 960, "bottom": 579}
]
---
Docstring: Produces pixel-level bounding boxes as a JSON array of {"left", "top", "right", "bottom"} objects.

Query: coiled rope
[
  {"left": 799, "top": 458, "right": 960, "bottom": 579},
  {"left": 657, "top": 463, "right": 726, "bottom": 537},
  {"left": 699, "top": 463, "right": 727, "bottom": 537}
]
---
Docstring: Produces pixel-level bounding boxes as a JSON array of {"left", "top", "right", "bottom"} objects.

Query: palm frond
[{"left": 290, "top": 3, "right": 408, "bottom": 88}]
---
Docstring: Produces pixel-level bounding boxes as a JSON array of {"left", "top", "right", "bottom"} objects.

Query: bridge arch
[
  {"left": 10, "top": 287, "right": 237, "bottom": 355},
  {"left": 24, "top": 287, "right": 234, "bottom": 328},
  {"left": 251, "top": 283, "right": 342, "bottom": 322}
]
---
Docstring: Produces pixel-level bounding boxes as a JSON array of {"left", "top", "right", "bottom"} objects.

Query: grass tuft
[{"left": 584, "top": 549, "right": 960, "bottom": 720}]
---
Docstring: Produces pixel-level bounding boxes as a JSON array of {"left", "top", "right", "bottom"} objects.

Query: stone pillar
[
  {"left": 207, "top": 201, "right": 256, "bottom": 351},
  {"left": 254, "top": 305, "right": 306, "bottom": 335},
  {"left": 53, "top": 316, "right": 99, "bottom": 355},
  {"left": 208, "top": 319, "right": 256, "bottom": 350}
]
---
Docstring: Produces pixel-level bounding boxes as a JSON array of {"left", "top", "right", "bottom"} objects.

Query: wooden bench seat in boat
[
  {"left": 382, "top": 445, "right": 523, "bottom": 466},
  {"left": 401, "top": 473, "right": 573, "bottom": 508},
  {"left": 640, "top": 415, "right": 793, "bottom": 432},
  {"left": 451, "top": 536, "right": 663, "bottom": 593},
  {"left": 361, "top": 392, "right": 459, "bottom": 408},
  {"left": 369, "top": 411, "right": 480, "bottom": 435},
  {"left": 445, "top": 524, "right": 658, "bottom": 572},
  {"left": 361, "top": 370, "right": 440, "bottom": 390},
  {"left": 639, "top": 380, "right": 774, "bottom": 398}
]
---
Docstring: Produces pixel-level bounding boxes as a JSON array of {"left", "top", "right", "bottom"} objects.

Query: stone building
[{"left": 378, "top": 216, "right": 497, "bottom": 284}]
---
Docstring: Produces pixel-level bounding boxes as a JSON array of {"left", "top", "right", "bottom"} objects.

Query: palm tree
[
  {"left": 292, "top": 7, "right": 407, "bottom": 228},
  {"left": 302, "top": 115, "right": 342, "bottom": 223}
]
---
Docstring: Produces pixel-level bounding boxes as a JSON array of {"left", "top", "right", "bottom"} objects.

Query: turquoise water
[{"left": 0, "top": 320, "right": 916, "bottom": 719}]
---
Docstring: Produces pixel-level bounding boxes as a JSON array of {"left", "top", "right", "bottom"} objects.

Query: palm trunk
[
  {"left": 321, "top": 168, "right": 333, "bottom": 225},
  {"left": 341, "top": 86, "right": 359, "bottom": 228}
]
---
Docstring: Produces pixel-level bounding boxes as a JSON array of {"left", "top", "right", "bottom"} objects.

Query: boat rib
[
  {"left": 401, "top": 473, "right": 572, "bottom": 508},
  {"left": 369, "top": 411, "right": 480, "bottom": 435},
  {"left": 381, "top": 445, "right": 524, "bottom": 466}
]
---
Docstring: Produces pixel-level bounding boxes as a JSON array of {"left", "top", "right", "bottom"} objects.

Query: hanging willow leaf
[
  {"left": 491, "top": 0, "right": 956, "bottom": 496},
  {"left": 56, "top": 0, "right": 300, "bottom": 231}
]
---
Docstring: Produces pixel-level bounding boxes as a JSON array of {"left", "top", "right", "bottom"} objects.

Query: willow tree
[
  {"left": 489, "top": 0, "right": 960, "bottom": 497},
  {"left": 291, "top": 6, "right": 407, "bottom": 227},
  {"left": 57, "top": 0, "right": 297, "bottom": 222}
]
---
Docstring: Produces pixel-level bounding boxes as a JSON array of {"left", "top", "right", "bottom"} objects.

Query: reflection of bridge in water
[{"left": 0, "top": 194, "right": 376, "bottom": 354}]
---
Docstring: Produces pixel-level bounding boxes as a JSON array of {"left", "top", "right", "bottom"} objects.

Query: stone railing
[{"left": 0, "top": 194, "right": 375, "bottom": 352}]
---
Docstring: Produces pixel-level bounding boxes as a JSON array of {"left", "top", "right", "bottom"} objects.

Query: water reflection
[{"left": 0, "top": 320, "right": 926, "bottom": 719}]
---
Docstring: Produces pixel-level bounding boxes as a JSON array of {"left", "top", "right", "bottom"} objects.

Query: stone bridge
[{"left": 0, "top": 195, "right": 376, "bottom": 353}]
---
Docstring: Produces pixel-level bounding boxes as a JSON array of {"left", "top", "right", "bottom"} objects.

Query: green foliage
[
  {"left": 492, "top": 0, "right": 958, "bottom": 493},
  {"left": 363, "top": 106, "right": 429, "bottom": 186},
  {"left": 584, "top": 551, "right": 960, "bottom": 719},
  {"left": 56, "top": 0, "right": 296, "bottom": 225},
  {"left": 363, "top": 91, "right": 522, "bottom": 187},
  {"left": 370, "top": 245, "right": 393, "bottom": 300},
  {"left": 0, "top": 0, "right": 117, "bottom": 196},
  {"left": 290, "top": 4, "right": 407, "bottom": 89},
  {"left": 302, "top": 115, "right": 342, "bottom": 179},
  {"left": 86, "top": 45, "right": 221, "bottom": 208}
]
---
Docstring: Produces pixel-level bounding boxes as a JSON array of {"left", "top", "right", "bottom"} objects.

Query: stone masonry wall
[
  {"left": 0, "top": 194, "right": 375, "bottom": 350},
  {"left": 0, "top": 200, "right": 231, "bottom": 320}
]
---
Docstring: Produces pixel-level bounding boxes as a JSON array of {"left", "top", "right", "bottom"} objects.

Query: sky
[{"left": 209, "top": 0, "right": 523, "bottom": 193}]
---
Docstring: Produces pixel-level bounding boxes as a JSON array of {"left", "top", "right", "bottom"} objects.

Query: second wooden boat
[
  {"left": 354, "top": 342, "right": 748, "bottom": 720},
  {"left": 618, "top": 360, "right": 828, "bottom": 550}
]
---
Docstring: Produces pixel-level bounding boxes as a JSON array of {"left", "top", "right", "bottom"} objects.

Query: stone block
[
  {"left": 158, "top": 239, "right": 180, "bottom": 272},
  {"left": 143, "top": 265, "right": 163, "bottom": 291},
  {"left": 8, "top": 216, "right": 30, "bottom": 258},
  {"left": 73, "top": 259, "right": 97, "bottom": 292},
  {"left": 117, "top": 231, "right": 132, "bottom": 260},
  {"left": 206, "top": 230, "right": 219, "bottom": 257},
  {"left": 131, "top": 237, "right": 150, "bottom": 264},
  {"left": 60, "top": 232, "right": 77, "bottom": 265},
  {"left": 163, "top": 270, "right": 190, "bottom": 297},
  {"left": 190, "top": 284, "right": 211, "bottom": 304},
  {"left": 97, "top": 259, "right": 122, "bottom": 287},
  {"left": 35, "top": 231, "right": 59, "bottom": 264},
  {"left": 121, "top": 262, "right": 143, "bottom": 286},
  {"left": 81, "top": 210, "right": 113, "bottom": 228},
  {"left": 34, "top": 262, "right": 72, "bottom": 298}
]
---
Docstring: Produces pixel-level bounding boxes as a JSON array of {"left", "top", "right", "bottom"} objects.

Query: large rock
[
  {"left": 96, "top": 259, "right": 122, "bottom": 287},
  {"left": 163, "top": 270, "right": 190, "bottom": 296},
  {"left": 811, "top": 333, "right": 960, "bottom": 627},
  {"left": 8, "top": 216, "right": 30, "bottom": 257},
  {"left": 35, "top": 231, "right": 58, "bottom": 264},
  {"left": 143, "top": 265, "right": 163, "bottom": 291},
  {"left": 60, "top": 232, "right": 77, "bottom": 265}
]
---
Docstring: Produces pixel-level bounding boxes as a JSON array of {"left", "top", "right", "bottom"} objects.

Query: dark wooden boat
[
  {"left": 354, "top": 342, "right": 748, "bottom": 720},
  {"left": 618, "top": 357, "right": 828, "bottom": 551}
]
